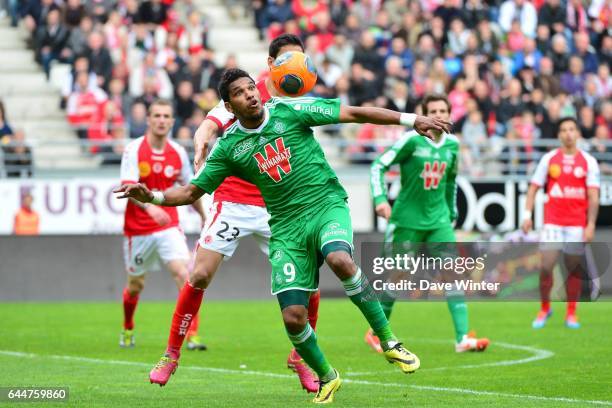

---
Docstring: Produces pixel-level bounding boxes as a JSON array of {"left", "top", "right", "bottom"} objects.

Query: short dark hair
[
  {"left": 147, "top": 99, "right": 174, "bottom": 116},
  {"left": 421, "top": 94, "right": 451, "bottom": 115},
  {"left": 556, "top": 117, "right": 579, "bottom": 134},
  {"left": 268, "top": 34, "right": 304, "bottom": 59},
  {"left": 218, "top": 68, "right": 254, "bottom": 102}
]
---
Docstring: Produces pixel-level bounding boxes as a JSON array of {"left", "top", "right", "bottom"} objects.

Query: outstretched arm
[
  {"left": 115, "top": 183, "right": 205, "bottom": 207},
  {"left": 338, "top": 105, "right": 452, "bottom": 138},
  {"left": 193, "top": 118, "right": 220, "bottom": 171}
]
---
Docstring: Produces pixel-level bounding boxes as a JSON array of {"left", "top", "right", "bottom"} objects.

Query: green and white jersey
[
  {"left": 191, "top": 97, "right": 347, "bottom": 232},
  {"left": 370, "top": 131, "right": 460, "bottom": 230}
]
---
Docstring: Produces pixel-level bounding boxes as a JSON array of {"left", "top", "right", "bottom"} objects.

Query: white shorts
[
  {"left": 540, "top": 224, "right": 585, "bottom": 255},
  {"left": 198, "top": 201, "right": 271, "bottom": 258},
  {"left": 123, "top": 227, "right": 190, "bottom": 276}
]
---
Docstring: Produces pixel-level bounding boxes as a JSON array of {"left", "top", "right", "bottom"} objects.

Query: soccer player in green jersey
[
  {"left": 367, "top": 94, "right": 490, "bottom": 353},
  {"left": 115, "top": 69, "right": 451, "bottom": 404}
]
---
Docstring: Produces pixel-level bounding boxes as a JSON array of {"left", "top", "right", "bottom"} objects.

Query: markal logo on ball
[{"left": 360, "top": 241, "right": 611, "bottom": 301}]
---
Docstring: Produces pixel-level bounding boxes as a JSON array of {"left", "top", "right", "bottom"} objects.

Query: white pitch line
[
  {"left": 346, "top": 339, "right": 554, "bottom": 375},
  {"left": 1, "top": 350, "right": 611, "bottom": 406}
]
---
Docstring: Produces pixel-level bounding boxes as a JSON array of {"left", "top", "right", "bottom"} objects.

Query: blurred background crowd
[{"left": 0, "top": 0, "right": 610, "bottom": 177}]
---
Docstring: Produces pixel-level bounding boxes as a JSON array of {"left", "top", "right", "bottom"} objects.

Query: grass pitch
[{"left": 0, "top": 300, "right": 611, "bottom": 407}]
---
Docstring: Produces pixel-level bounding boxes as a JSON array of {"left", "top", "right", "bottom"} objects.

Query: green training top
[
  {"left": 191, "top": 96, "right": 347, "bottom": 231},
  {"left": 370, "top": 131, "right": 459, "bottom": 230}
]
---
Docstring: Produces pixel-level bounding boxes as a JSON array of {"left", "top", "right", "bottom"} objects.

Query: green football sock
[
  {"left": 343, "top": 268, "right": 397, "bottom": 348},
  {"left": 446, "top": 289, "right": 469, "bottom": 343},
  {"left": 379, "top": 291, "right": 396, "bottom": 320},
  {"left": 287, "top": 325, "right": 334, "bottom": 380}
]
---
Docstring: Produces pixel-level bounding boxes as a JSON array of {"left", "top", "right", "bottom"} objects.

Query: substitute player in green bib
[
  {"left": 115, "top": 69, "right": 451, "bottom": 404},
  {"left": 367, "top": 94, "right": 490, "bottom": 354}
]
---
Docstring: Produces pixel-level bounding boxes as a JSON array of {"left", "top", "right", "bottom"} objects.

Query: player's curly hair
[
  {"left": 218, "top": 68, "right": 254, "bottom": 103},
  {"left": 269, "top": 34, "right": 304, "bottom": 59}
]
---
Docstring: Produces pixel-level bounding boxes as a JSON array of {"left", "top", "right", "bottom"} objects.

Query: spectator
[
  {"left": 4, "top": 130, "right": 33, "bottom": 178},
  {"left": 560, "top": 55, "right": 586, "bottom": 97},
  {"left": 100, "top": 126, "right": 127, "bottom": 166},
  {"left": 129, "top": 52, "right": 173, "bottom": 99},
  {"left": 538, "top": 0, "right": 566, "bottom": 35},
  {"left": 183, "top": 10, "right": 208, "bottom": 55},
  {"left": 514, "top": 38, "right": 542, "bottom": 72},
  {"left": 498, "top": 0, "right": 538, "bottom": 38},
  {"left": 461, "top": 109, "right": 488, "bottom": 157},
  {"left": 540, "top": 99, "right": 562, "bottom": 139},
  {"left": 66, "top": 71, "right": 107, "bottom": 139},
  {"left": 85, "top": 31, "right": 113, "bottom": 89},
  {"left": 477, "top": 20, "right": 500, "bottom": 56},
  {"left": 85, "top": 0, "right": 114, "bottom": 24},
  {"left": 589, "top": 124, "right": 612, "bottom": 174},
  {"left": 351, "top": 0, "right": 381, "bottom": 26},
  {"left": 104, "top": 11, "right": 129, "bottom": 64},
  {"left": 583, "top": 76, "right": 602, "bottom": 108},
  {"left": 497, "top": 78, "right": 526, "bottom": 124},
  {"left": 88, "top": 100, "right": 124, "bottom": 153},
  {"left": 352, "top": 31, "right": 385, "bottom": 77},
  {"left": 462, "top": 0, "right": 489, "bottom": 28},
  {"left": 348, "top": 63, "right": 378, "bottom": 106},
  {"left": 64, "top": 0, "right": 86, "bottom": 28},
  {"left": 549, "top": 33, "right": 569, "bottom": 74},
  {"left": 573, "top": 31, "right": 599, "bottom": 74},
  {"left": 329, "top": 0, "right": 349, "bottom": 27},
  {"left": 326, "top": 33, "right": 354, "bottom": 73},
  {"left": 535, "top": 24, "right": 550, "bottom": 54},
  {"left": 13, "top": 193, "right": 39, "bottom": 235},
  {"left": 22, "top": 0, "right": 60, "bottom": 37},
  {"left": 593, "top": 63, "right": 612, "bottom": 99},
  {"left": 340, "top": 13, "right": 362, "bottom": 44},
  {"left": 0, "top": 101, "right": 14, "bottom": 139},
  {"left": 507, "top": 20, "right": 527, "bottom": 52},
  {"left": 448, "top": 77, "right": 470, "bottom": 122},
  {"left": 61, "top": 55, "right": 98, "bottom": 108},
  {"left": 579, "top": 106, "right": 597, "bottom": 139},
  {"left": 64, "top": 15, "right": 94, "bottom": 61},
  {"left": 196, "top": 88, "right": 220, "bottom": 115},
  {"left": 566, "top": 0, "right": 588, "bottom": 32},
  {"left": 264, "top": 0, "right": 294, "bottom": 28},
  {"left": 138, "top": 0, "right": 168, "bottom": 25},
  {"left": 35, "top": 8, "right": 69, "bottom": 78},
  {"left": 128, "top": 102, "right": 148, "bottom": 139},
  {"left": 175, "top": 125, "right": 195, "bottom": 158},
  {"left": 414, "top": 34, "right": 438, "bottom": 66},
  {"left": 447, "top": 17, "right": 470, "bottom": 55},
  {"left": 174, "top": 80, "right": 197, "bottom": 125},
  {"left": 108, "top": 78, "right": 132, "bottom": 119},
  {"left": 434, "top": 0, "right": 462, "bottom": 28},
  {"left": 318, "top": 58, "right": 343, "bottom": 90},
  {"left": 538, "top": 56, "right": 561, "bottom": 96},
  {"left": 393, "top": 12, "right": 423, "bottom": 50}
]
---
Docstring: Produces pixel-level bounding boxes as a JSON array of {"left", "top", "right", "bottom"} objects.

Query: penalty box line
[{"left": 0, "top": 350, "right": 610, "bottom": 406}]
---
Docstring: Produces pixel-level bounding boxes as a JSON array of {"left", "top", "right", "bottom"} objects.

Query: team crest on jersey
[
  {"left": 139, "top": 161, "right": 151, "bottom": 178},
  {"left": 549, "top": 164, "right": 561, "bottom": 178},
  {"left": 164, "top": 165, "right": 175, "bottom": 178},
  {"left": 272, "top": 121, "right": 286, "bottom": 134},
  {"left": 272, "top": 249, "right": 283, "bottom": 261},
  {"left": 253, "top": 137, "right": 292, "bottom": 183}
]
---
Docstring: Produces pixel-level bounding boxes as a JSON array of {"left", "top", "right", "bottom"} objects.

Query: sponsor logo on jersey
[
  {"left": 153, "top": 162, "right": 163, "bottom": 174},
  {"left": 420, "top": 160, "right": 447, "bottom": 190},
  {"left": 253, "top": 137, "right": 293, "bottom": 182},
  {"left": 233, "top": 140, "right": 254, "bottom": 158},
  {"left": 164, "top": 165, "right": 175, "bottom": 178},
  {"left": 293, "top": 103, "right": 333, "bottom": 116},
  {"left": 272, "top": 121, "right": 286, "bottom": 134},
  {"left": 549, "top": 164, "right": 561, "bottom": 178},
  {"left": 574, "top": 166, "right": 585, "bottom": 178},
  {"left": 138, "top": 161, "right": 151, "bottom": 178},
  {"left": 549, "top": 183, "right": 564, "bottom": 197},
  {"left": 414, "top": 146, "right": 431, "bottom": 158}
]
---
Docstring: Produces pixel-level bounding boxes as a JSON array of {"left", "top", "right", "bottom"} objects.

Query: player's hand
[
  {"left": 193, "top": 141, "right": 209, "bottom": 172},
  {"left": 114, "top": 183, "right": 154, "bottom": 203},
  {"left": 414, "top": 116, "right": 452, "bottom": 139},
  {"left": 584, "top": 223, "right": 595, "bottom": 242},
  {"left": 145, "top": 205, "right": 171, "bottom": 226},
  {"left": 521, "top": 218, "right": 533, "bottom": 234},
  {"left": 375, "top": 202, "right": 392, "bottom": 220}
]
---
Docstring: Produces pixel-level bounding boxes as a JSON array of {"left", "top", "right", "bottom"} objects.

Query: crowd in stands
[
  {"left": 0, "top": 101, "right": 33, "bottom": 178},
  {"left": 1, "top": 0, "right": 611, "bottom": 176},
  {"left": 251, "top": 0, "right": 611, "bottom": 174}
]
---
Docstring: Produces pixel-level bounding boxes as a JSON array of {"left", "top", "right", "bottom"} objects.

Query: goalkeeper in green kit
[
  {"left": 366, "top": 94, "right": 490, "bottom": 354},
  {"left": 115, "top": 69, "right": 451, "bottom": 404}
]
